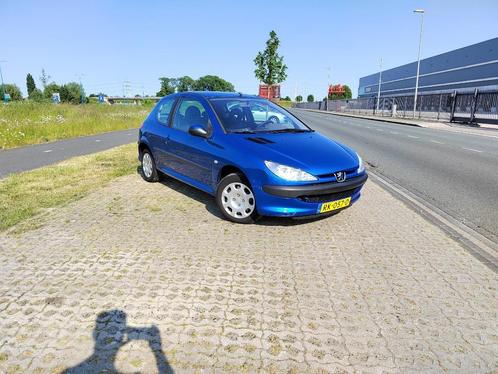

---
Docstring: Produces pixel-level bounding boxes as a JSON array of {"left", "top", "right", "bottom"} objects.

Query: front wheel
[{"left": 216, "top": 173, "right": 259, "bottom": 224}]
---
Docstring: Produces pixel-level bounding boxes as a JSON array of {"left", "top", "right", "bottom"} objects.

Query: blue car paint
[{"left": 139, "top": 92, "right": 367, "bottom": 217}]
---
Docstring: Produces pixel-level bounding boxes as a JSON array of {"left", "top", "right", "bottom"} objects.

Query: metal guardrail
[{"left": 293, "top": 89, "right": 498, "bottom": 125}]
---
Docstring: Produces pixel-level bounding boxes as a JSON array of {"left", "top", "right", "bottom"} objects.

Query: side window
[
  {"left": 172, "top": 99, "right": 209, "bottom": 132},
  {"left": 157, "top": 98, "right": 176, "bottom": 125}
]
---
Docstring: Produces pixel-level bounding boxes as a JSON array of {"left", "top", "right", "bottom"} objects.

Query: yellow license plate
[{"left": 320, "top": 197, "right": 351, "bottom": 213}]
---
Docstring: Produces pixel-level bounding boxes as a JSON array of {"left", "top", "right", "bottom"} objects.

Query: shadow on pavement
[
  {"left": 63, "top": 309, "right": 173, "bottom": 374},
  {"left": 136, "top": 166, "right": 339, "bottom": 226}
]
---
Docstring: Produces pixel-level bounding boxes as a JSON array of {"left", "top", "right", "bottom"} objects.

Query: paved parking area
[{"left": 0, "top": 174, "right": 497, "bottom": 373}]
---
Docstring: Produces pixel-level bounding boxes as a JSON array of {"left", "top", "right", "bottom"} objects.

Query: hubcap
[
  {"left": 142, "top": 153, "right": 153, "bottom": 178},
  {"left": 221, "top": 182, "right": 255, "bottom": 219}
]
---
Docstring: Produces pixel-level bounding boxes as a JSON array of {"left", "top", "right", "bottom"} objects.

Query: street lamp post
[
  {"left": 413, "top": 9, "right": 425, "bottom": 118},
  {"left": 376, "top": 58, "right": 383, "bottom": 114}
]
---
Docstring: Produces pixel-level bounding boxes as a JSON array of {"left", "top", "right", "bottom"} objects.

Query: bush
[
  {"left": 307, "top": 94, "right": 314, "bottom": 102},
  {"left": 295, "top": 95, "right": 302, "bottom": 102},
  {"left": 283, "top": 96, "right": 291, "bottom": 101},
  {"left": 2, "top": 84, "right": 23, "bottom": 101},
  {"left": 28, "top": 88, "right": 45, "bottom": 102},
  {"left": 44, "top": 83, "right": 61, "bottom": 99},
  {"left": 60, "top": 82, "right": 83, "bottom": 104}
]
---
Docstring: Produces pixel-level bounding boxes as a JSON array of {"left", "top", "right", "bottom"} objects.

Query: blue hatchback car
[{"left": 138, "top": 92, "right": 367, "bottom": 223}]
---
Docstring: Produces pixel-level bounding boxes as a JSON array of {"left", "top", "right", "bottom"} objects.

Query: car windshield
[{"left": 209, "top": 98, "right": 312, "bottom": 134}]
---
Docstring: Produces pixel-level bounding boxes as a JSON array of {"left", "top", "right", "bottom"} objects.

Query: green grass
[
  {"left": 0, "top": 101, "right": 153, "bottom": 149},
  {"left": 276, "top": 100, "right": 294, "bottom": 108},
  {"left": 0, "top": 143, "right": 138, "bottom": 231}
]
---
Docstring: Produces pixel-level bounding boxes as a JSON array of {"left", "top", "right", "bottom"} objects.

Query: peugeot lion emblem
[{"left": 334, "top": 171, "right": 346, "bottom": 182}]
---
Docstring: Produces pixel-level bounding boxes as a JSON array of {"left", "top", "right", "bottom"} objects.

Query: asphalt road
[
  {"left": 0, "top": 129, "right": 138, "bottom": 178},
  {"left": 291, "top": 109, "right": 498, "bottom": 243}
]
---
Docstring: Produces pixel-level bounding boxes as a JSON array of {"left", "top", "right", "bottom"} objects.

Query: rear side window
[{"left": 157, "top": 98, "right": 176, "bottom": 125}]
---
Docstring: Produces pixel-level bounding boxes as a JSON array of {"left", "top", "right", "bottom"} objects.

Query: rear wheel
[
  {"left": 216, "top": 173, "right": 259, "bottom": 223},
  {"left": 140, "top": 149, "right": 159, "bottom": 182}
]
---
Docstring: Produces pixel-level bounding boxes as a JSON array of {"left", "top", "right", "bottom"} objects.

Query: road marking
[
  {"left": 43, "top": 149, "right": 53, "bottom": 153},
  {"left": 462, "top": 147, "right": 483, "bottom": 153},
  {"left": 95, "top": 139, "right": 101, "bottom": 142},
  {"left": 407, "top": 135, "right": 419, "bottom": 139},
  {"left": 430, "top": 140, "right": 444, "bottom": 144}
]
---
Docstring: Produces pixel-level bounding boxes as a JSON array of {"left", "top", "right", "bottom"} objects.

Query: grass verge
[
  {"left": 0, "top": 143, "right": 138, "bottom": 231},
  {"left": 0, "top": 101, "right": 152, "bottom": 149}
]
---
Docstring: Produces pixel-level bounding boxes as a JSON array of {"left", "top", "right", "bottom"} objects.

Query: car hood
[{"left": 236, "top": 131, "right": 359, "bottom": 176}]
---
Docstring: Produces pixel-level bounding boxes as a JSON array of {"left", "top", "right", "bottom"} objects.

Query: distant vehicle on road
[{"left": 138, "top": 92, "right": 367, "bottom": 223}]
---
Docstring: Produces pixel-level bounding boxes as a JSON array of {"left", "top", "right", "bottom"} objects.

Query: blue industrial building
[{"left": 358, "top": 37, "right": 498, "bottom": 98}]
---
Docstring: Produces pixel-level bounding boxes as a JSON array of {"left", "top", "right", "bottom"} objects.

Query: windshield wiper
[
  {"left": 265, "top": 128, "right": 312, "bottom": 133},
  {"left": 231, "top": 130, "right": 256, "bottom": 134}
]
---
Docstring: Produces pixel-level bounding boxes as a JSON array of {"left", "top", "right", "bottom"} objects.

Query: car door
[
  {"left": 148, "top": 97, "right": 176, "bottom": 170},
  {"left": 166, "top": 97, "right": 215, "bottom": 188}
]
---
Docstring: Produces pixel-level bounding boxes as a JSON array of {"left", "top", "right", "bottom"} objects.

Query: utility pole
[
  {"left": 413, "top": 9, "right": 425, "bottom": 118},
  {"left": 0, "top": 60, "right": 7, "bottom": 102},
  {"left": 376, "top": 58, "right": 383, "bottom": 113}
]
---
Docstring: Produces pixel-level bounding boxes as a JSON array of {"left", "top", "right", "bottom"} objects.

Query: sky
[{"left": 2, "top": 0, "right": 498, "bottom": 99}]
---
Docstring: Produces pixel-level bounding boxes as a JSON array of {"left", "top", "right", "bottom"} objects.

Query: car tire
[
  {"left": 140, "top": 148, "right": 159, "bottom": 182},
  {"left": 216, "top": 173, "right": 259, "bottom": 224},
  {"left": 269, "top": 115, "right": 279, "bottom": 124}
]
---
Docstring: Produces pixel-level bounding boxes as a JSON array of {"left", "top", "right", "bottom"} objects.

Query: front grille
[{"left": 299, "top": 187, "right": 360, "bottom": 203}]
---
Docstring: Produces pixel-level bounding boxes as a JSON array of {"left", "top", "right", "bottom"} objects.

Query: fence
[{"left": 293, "top": 89, "right": 498, "bottom": 125}]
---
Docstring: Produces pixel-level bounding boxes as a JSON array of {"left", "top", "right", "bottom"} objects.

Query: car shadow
[
  {"left": 137, "top": 167, "right": 337, "bottom": 227},
  {"left": 62, "top": 309, "right": 173, "bottom": 373}
]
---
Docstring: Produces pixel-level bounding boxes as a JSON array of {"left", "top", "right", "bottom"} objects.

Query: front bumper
[{"left": 255, "top": 173, "right": 368, "bottom": 217}]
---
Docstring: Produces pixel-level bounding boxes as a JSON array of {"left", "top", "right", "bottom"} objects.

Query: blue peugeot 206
[{"left": 138, "top": 92, "right": 367, "bottom": 223}]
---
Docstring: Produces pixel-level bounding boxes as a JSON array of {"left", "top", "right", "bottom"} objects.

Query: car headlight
[
  {"left": 264, "top": 161, "right": 317, "bottom": 181},
  {"left": 356, "top": 153, "right": 365, "bottom": 174}
]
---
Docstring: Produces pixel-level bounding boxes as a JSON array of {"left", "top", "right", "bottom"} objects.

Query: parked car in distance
[{"left": 138, "top": 92, "right": 367, "bottom": 223}]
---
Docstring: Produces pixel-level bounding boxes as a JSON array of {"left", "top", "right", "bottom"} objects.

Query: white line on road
[
  {"left": 407, "top": 135, "right": 420, "bottom": 139},
  {"left": 462, "top": 147, "right": 483, "bottom": 153},
  {"left": 95, "top": 139, "right": 101, "bottom": 142},
  {"left": 430, "top": 140, "right": 444, "bottom": 144},
  {"left": 43, "top": 150, "right": 53, "bottom": 153}
]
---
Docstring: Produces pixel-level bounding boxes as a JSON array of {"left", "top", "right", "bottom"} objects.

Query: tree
[
  {"left": 26, "top": 73, "right": 36, "bottom": 96},
  {"left": 193, "top": 75, "right": 235, "bottom": 92},
  {"left": 343, "top": 85, "right": 352, "bottom": 99},
  {"left": 44, "top": 83, "right": 61, "bottom": 99},
  {"left": 177, "top": 76, "right": 195, "bottom": 92},
  {"left": 283, "top": 96, "right": 291, "bottom": 101},
  {"left": 39, "top": 69, "right": 51, "bottom": 89},
  {"left": 295, "top": 95, "right": 302, "bottom": 102},
  {"left": 328, "top": 84, "right": 353, "bottom": 100},
  {"left": 307, "top": 94, "right": 314, "bottom": 102},
  {"left": 3, "top": 84, "right": 23, "bottom": 100},
  {"left": 156, "top": 77, "right": 175, "bottom": 96},
  {"left": 60, "top": 82, "right": 83, "bottom": 104},
  {"left": 29, "top": 88, "right": 44, "bottom": 101},
  {"left": 254, "top": 30, "right": 287, "bottom": 98}
]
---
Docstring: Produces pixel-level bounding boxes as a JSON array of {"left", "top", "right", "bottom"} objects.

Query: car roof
[{"left": 165, "top": 91, "right": 262, "bottom": 100}]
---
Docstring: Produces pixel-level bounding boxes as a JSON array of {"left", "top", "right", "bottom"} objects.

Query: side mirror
[{"left": 188, "top": 124, "right": 208, "bottom": 138}]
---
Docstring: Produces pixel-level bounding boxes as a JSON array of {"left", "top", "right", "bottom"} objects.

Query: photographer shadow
[{"left": 63, "top": 309, "right": 173, "bottom": 374}]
